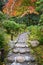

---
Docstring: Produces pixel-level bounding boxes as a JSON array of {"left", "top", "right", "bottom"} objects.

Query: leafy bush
[
  {"left": 17, "top": 14, "right": 40, "bottom": 26},
  {"left": 36, "top": 0, "right": 43, "bottom": 13},
  {"left": 27, "top": 25, "right": 38, "bottom": 40},
  {"left": 32, "top": 45, "right": 43, "bottom": 65},
  {"left": 37, "top": 26, "right": 43, "bottom": 44},
  {"left": 0, "top": 29, "right": 8, "bottom": 50},
  {"left": 0, "top": 11, "right": 7, "bottom": 22},
  {"left": 3, "top": 20, "right": 24, "bottom": 40},
  {"left": 27, "top": 25, "right": 43, "bottom": 44},
  {"left": 39, "top": 14, "right": 43, "bottom": 25},
  {"left": 3, "top": 20, "right": 26, "bottom": 33},
  {"left": 2, "top": 20, "right": 20, "bottom": 33},
  {"left": 0, "top": 29, "right": 9, "bottom": 65},
  {"left": 2, "top": 20, "right": 19, "bottom": 40},
  {"left": 0, "top": 29, "right": 6, "bottom": 49}
]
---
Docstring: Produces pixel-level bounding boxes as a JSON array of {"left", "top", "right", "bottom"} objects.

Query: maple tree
[
  {"left": 3, "top": 0, "right": 38, "bottom": 16},
  {"left": 1, "top": 0, "right": 42, "bottom": 16},
  {"left": 3, "top": 0, "right": 23, "bottom": 16}
]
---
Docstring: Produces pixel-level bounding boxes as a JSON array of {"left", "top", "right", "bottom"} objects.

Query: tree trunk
[
  {"left": 11, "top": 33, "right": 14, "bottom": 41},
  {"left": 1, "top": 48, "right": 4, "bottom": 62}
]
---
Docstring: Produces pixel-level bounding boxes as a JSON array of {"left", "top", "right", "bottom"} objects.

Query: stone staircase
[{"left": 6, "top": 33, "right": 37, "bottom": 65}]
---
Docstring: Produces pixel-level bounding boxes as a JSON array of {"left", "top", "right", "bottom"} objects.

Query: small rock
[
  {"left": 13, "top": 48, "right": 30, "bottom": 53},
  {"left": 30, "top": 40, "right": 39, "bottom": 47},
  {"left": 17, "top": 63, "right": 22, "bottom": 65},
  {"left": 27, "top": 62, "right": 30, "bottom": 64},
  {"left": 11, "top": 62, "right": 22, "bottom": 65},
  {"left": 11, "top": 62, "right": 16, "bottom": 65},
  {"left": 26, "top": 45, "right": 28, "bottom": 47},
  {"left": 15, "top": 44, "right": 27, "bottom": 47},
  {"left": 7, "top": 56, "right": 15, "bottom": 62},
  {"left": 16, "top": 56, "right": 25, "bottom": 63},
  {"left": 25, "top": 56, "right": 35, "bottom": 62},
  {"left": 30, "top": 57, "right": 35, "bottom": 62},
  {"left": 25, "top": 56, "right": 31, "bottom": 61},
  {"left": 19, "top": 49, "right": 26, "bottom": 53},
  {"left": 26, "top": 48, "right": 30, "bottom": 53},
  {"left": 13, "top": 49, "right": 18, "bottom": 53}
]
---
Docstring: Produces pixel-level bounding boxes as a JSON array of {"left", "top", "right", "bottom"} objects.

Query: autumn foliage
[
  {"left": 3, "top": 0, "right": 38, "bottom": 16},
  {"left": 31, "top": 0, "right": 37, "bottom": 3}
]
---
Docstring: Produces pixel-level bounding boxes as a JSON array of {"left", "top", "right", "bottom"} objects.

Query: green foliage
[
  {"left": 0, "top": 11, "right": 4, "bottom": 22},
  {"left": 0, "top": 29, "right": 5, "bottom": 49},
  {"left": 0, "top": 29, "right": 9, "bottom": 64},
  {"left": 0, "top": 11, "right": 7, "bottom": 22},
  {"left": 2, "top": 20, "right": 20, "bottom": 34},
  {"left": 39, "top": 14, "right": 43, "bottom": 25},
  {"left": 36, "top": 0, "right": 43, "bottom": 13},
  {"left": 2, "top": 19, "right": 26, "bottom": 33},
  {"left": 39, "top": 0, "right": 43, "bottom": 3},
  {"left": 27, "top": 25, "right": 38, "bottom": 40},
  {"left": 9, "top": 16, "right": 18, "bottom": 22},
  {"left": 2, "top": 20, "right": 26, "bottom": 40},
  {"left": 31, "top": 45, "right": 43, "bottom": 65},
  {"left": 22, "top": 0, "right": 30, "bottom": 6},
  {"left": 17, "top": 14, "right": 40, "bottom": 26},
  {"left": 27, "top": 25, "right": 43, "bottom": 44},
  {"left": 0, "top": 0, "right": 7, "bottom": 11},
  {"left": 37, "top": 26, "right": 43, "bottom": 44},
  {"left": 0, "top": 0, "right": 4, "bottom": 11},
  {"left": 0, "top": 31, "right": 5, "bottom": 48}
]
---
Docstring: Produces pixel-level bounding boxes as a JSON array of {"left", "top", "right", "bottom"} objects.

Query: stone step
[
  {"left": 15, "top": 43, "right": 28, "bottom": 48},
  {"left": 7, "top": 55, "right": 35, "bottom": 63},
  {"left": 11, "top": 62, "right": 22, "bottom": 65},
  {"left": 13, "top": 48, "right": 30, "bottom": 53},
  {"left": 7, "top": 53, "right": 31, "bottom": 57},
  {"left": 11, "top": 62, "right": 37, "bottom": 65},
  {"left": 6, "top": 62, "right": 37, "bottom": 65},
  {"left": 17, "top": 33, "right": 28, "bottom": 43}
]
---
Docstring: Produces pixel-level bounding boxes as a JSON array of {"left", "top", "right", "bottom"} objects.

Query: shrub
[
  {"left": 2, "top": 20, "right": 21, "bottom": 40},
  {"left": 2, "top": 20, "right": 20, "bottom": 33},
  {"left": 0, "top": 29, "right": 5, "bottom": 49},
  {"left": 37, "top": 26, "right": 43, "bottom": 44},
  {"left": 0, "top": 29, "right": 9, "bottom": 64},
  {"left": 39, "top": 14, "right": 43, "bottom": 25},
  {"left": 27, "top": 25, "right": 38, "bottom": 40},
  {"left": 0, "top": 29, "right": 8, "bottom": 49},
  {"left": 27, "top": 25, "right": 43, "bottom": 44}
]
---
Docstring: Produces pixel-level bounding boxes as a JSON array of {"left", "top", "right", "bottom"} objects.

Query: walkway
[{"left": 6, "top": 32, "right": 37, "bottom": 65}]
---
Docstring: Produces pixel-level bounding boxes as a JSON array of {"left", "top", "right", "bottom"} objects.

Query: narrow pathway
[{"left": 6, "top": 32, "right": 37, "bottom": 65}]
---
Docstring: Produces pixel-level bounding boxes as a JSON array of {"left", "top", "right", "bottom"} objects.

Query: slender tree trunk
[
  {"left": 1, "top": 48, "right": 4, "bottom": 62},
  {"left": 11, "top": 33, "right": 14, "bottom": 41}
]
